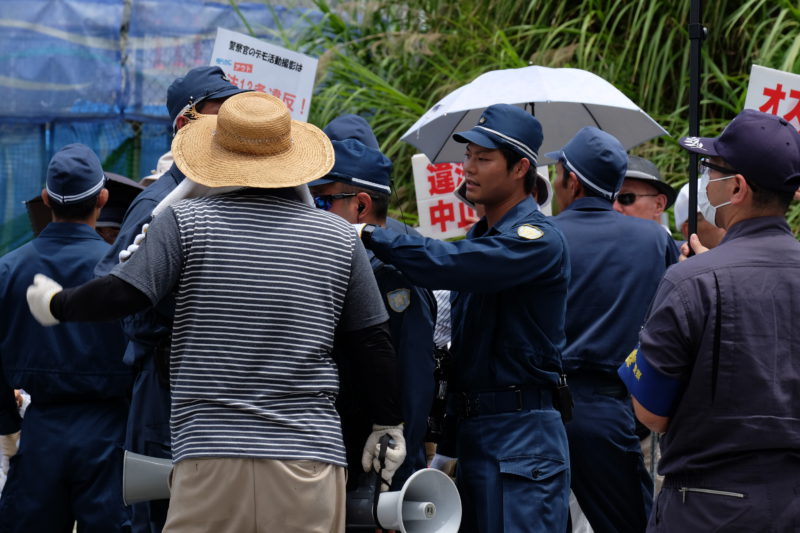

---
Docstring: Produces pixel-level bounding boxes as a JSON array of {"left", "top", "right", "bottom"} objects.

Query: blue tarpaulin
[{"left": 0, "top": 0, "right": 316, "bottom": 254}]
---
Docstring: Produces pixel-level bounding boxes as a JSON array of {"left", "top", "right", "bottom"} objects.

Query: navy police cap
[
  {"left": 310, "top": 139, "right": 392, "bottom": 194},
  {"left": 679, "top": 109, "right": 800, "bottom": 193},
  {"left": 166, "top": 66, "right": 248, "bottom": 132},
  {"left": 323, "top": 114, "right": 380, "bottom": 149},
  {"left": 46, "top": 143, "right": 106, "bottom": 205},
  {"left": 545, "top": 127, "right": 627, "bottom": 200},
  {"left": 452, "top": 104, "right": 543, "bottom": 165}
]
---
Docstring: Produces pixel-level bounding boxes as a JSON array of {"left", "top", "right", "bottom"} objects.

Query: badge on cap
[
  {"left": 478, "top": 116, "right": 486, "bottom": 124},
  {"left": 517, "top": 224, "right": 544, "bottom": 240},
  {"left": 682, "top": 137, "right": 705, "bottom": 150},
  {"left": 386, "top": 289, "right": 411, "bottom": 313}
]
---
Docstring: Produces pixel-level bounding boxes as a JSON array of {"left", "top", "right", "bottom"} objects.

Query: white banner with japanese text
[
  {"left": 210, "top": 27, "right": 317, "bottom": 122},
  {"left": 411, "top": 154, "right": 476, "bottom": 239}
]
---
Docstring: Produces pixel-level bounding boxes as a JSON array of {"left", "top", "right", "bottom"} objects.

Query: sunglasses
[
  {"left": 615, "top": 192, "right": 659, "bottom": 206},
  {"left": 699, "top": 158, "right": 738, "bottom": 176},
  {"left": 313, "top": 193, "right": 356, "bottom": 210}
]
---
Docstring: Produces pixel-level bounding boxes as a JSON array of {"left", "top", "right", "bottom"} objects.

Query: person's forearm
[
  {"left": 339, "top": 321, "right": 403, "bottom": 426},
  {"left": 51, "top": 275, "right": 152, "bottom": 322}
]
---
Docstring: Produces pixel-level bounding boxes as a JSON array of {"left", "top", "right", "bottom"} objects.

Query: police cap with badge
[{"left": 452, "top": 104, "right": 552, "bottom": 206}]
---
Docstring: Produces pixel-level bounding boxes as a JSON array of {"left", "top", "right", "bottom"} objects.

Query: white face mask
[{"left": 698, "top": 168, "right": 734, "bottom": 227}]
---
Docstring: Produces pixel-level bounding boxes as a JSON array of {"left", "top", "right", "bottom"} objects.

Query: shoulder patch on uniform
[
  {"left": 386, "top": 289, "right": 411, "bottom": 313},
  {"left": 517, "top": 224, "right": 544, "bottom": 240}
]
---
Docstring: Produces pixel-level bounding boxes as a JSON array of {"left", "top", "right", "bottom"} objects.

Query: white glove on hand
[
  {"left": 0, "top": 432, "right": 19, "bottom": 459},
  {"left": 428, "top": 453, "right": 455, "bottom": 471},
  {"left": 26, "top": 274, "right": 63, "bottom": 326},
  {"left": 361, "top": 424, "right": 406, "bottom": 491},
  {"left": 119, "top": 223, "right": 149, "bottom": 263}
]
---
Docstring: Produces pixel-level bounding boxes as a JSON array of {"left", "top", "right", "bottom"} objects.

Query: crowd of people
[{"left": 0, "top": 64, "right": 799, "bottom": 533}]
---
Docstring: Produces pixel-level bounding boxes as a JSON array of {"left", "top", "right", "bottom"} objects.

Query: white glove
[
  {"left": 353, "top": 223, "right": 366, "bottom": 238},
  {"left": 119, "top": 223, "right": 149, "bottom": 263},
  {"left": 361, "top": 424, "right": 406, "bottom": 491},
  {"left": 0, "top": 431, "right": 19, "bottom": 459},
  {"left": 428, "top": 453, "right": 455, "bottom": 471},
  {"left": 26, "top": 274, "right": 63, "bottom": 326}
]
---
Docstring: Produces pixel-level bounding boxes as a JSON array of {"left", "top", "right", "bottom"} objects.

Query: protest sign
[
  {"left": 210, "top": 27, "right": 317, "bottom": 121},
  {"left": 411, "top": 154, "right": 476, "bottom": 239},
  {"left": 744, "top": 64, "right": 800, "bottom": 131}
]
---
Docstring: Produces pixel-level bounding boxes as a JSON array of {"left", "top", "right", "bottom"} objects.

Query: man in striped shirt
[{"left": 25, "top": 93, "right": 406, "bottom": 533}]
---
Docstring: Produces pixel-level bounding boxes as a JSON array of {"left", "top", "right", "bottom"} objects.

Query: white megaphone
[
  {"left": 346, "top": 467, "right": 461, "bottom": 532},
  {"left": 122, "top": 450, "right": 173, "bottom": 505}
]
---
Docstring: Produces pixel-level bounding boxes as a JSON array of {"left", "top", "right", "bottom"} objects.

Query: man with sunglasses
[
  {"left": 308, "top": 137, "right": 437, "bottom": 495},
  {"left": 93, "top": 66, "right": 247, "bottom": 533},
  {"left": 549, "top": 127, "right": 677, "bottom": 533},
  {"left": 613, "top": 156, "right": 678, "bottom": 235},
  {"left": 619, "top": 109, "right": 800, "bottom": 532}
]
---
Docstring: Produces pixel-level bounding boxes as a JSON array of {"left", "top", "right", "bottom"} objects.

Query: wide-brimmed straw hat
[{"left": 171, "top": 92, "right": 334, "bottom": 189}]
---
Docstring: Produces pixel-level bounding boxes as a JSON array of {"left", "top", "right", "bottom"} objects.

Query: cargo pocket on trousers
[{"left": 499, "top": 455, "right": 569, "bottom": 527}]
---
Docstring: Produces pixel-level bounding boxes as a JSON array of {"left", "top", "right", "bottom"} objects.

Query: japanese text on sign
[
  {"left": 744, "top": 65, "right": 800, "bottom": 131},
  {"left": 211, "top": 28, "right": 318, "bottom": 122},
  {"left": 411, "top": 154, "right": 476, "bottom": 239}
]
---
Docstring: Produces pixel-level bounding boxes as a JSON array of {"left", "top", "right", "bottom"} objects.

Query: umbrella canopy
[
  {"left": 402, "top": 66, "right": 667, "bottom": 165},
  {"left": 25, "top": 172, "right": 144, "bottom": 235}
]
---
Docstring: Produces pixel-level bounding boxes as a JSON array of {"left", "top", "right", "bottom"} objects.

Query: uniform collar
[
  {"left": 721, "top": 216, "right": 792, "bottom": 244},
  {"left": 471, "top": 196, "right": 539, "bottom": 237},
  {"left": 38, "top": 222, "right": 105, "bottom": 241},
  {"left": 562, "top": 196, "right": 614, "bottom": 212},
  {"left": 166, "top": 162, "right": 186, "bottom": 186}
]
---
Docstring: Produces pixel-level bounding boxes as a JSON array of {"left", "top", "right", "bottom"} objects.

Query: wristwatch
[{"left": 360, "top": 224, "right": 377, "bottom": 246}]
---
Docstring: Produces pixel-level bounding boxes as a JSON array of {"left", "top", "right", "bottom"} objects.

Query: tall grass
[{"left": 238, "top": 0, "right": 800, "bottom": 233}]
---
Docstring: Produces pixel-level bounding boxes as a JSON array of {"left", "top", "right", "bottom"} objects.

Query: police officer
[
  {"left": 619, "top": 109, "right": 800, "bottom": 531},
  {"left": 355, "top": 104, "right": 572, "bottom": 532},
  {"left": 93, "top": 67, "right": 247, "bottom": 532},
  {"left": 0, "top": 144, "right": 132, "bottom": 532},
  {"left": 548, "top": 128, "right": 677, "bottom": 532},
  {"left": 309, "top": 137, "right": 437, "bottom": 491}
]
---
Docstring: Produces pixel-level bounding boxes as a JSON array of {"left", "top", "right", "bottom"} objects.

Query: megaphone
[
  {"left": 346, "top": 468, "right": 461, "bottom": 532},
  {"left": 122, "top": 450, "right": 172, "bottom": 505}
]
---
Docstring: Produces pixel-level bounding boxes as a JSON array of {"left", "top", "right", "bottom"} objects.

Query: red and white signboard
[
  {"left": 744, "top": 64, "right": 800, "bottom": 131},
  {"left": 411, "top": 154, "right": 476, "bottom": 239},
  {"left": 210, "top": 28, "right": 318, "bottom": 122}
]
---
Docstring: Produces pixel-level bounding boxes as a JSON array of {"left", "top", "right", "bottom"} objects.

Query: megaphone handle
[{"left": 372, "top": 433, "right": 393, "bottom": 515}]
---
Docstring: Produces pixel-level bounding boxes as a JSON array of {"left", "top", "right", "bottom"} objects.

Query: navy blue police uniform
[
  {"left": 548, "top": 129, "right": 677, "bottom": 533},
  {"left": 0, "top": 144, "right": 132, "bottom": 532},
  {"left": 620, "top": 110, "right": 800, "bottom": 532},
  {"left": 94, "top": 66, "right": 246, "bottom": 533},
  {"left": 359, "top": 105, "right": 572, "bottom": 532},
  {"left": 94, "top": 163, "right": 182, "bottom": 532},
  {"left": 308, "top": 135, "right": 437, "bottom": 492},
  {"left": 363, "top": 195, "right": 571, "bottom": 532}
]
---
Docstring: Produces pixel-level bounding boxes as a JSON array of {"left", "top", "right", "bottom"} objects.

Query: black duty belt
[{"left": 450, "top": 386, "right": 553, "bottom": 418}]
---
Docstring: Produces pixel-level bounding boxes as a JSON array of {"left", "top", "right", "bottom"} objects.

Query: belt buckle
[{"left": 514, "top": 387, "right": 524, "bottom": 411}]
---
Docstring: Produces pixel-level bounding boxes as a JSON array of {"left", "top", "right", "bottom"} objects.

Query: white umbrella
[{"left": 402, "top": 66, "right": 667, "bottom": 164}]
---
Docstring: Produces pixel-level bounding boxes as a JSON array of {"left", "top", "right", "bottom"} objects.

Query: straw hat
[{"left": 171, "top": 92, "right": 334, "bottom": 189}]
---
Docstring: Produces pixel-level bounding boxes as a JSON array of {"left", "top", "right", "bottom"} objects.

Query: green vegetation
[{"left": 241, "top": 0, "right": 800, "bottom": 232}]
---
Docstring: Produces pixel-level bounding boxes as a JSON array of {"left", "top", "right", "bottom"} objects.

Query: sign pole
[{"left": 687, "top": 0, "right": 706, "bottom": 250}]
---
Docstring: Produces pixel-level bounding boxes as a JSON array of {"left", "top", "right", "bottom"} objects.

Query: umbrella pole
[{"left": 687, "top": 0, "right": 706, "bottom": 252}]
